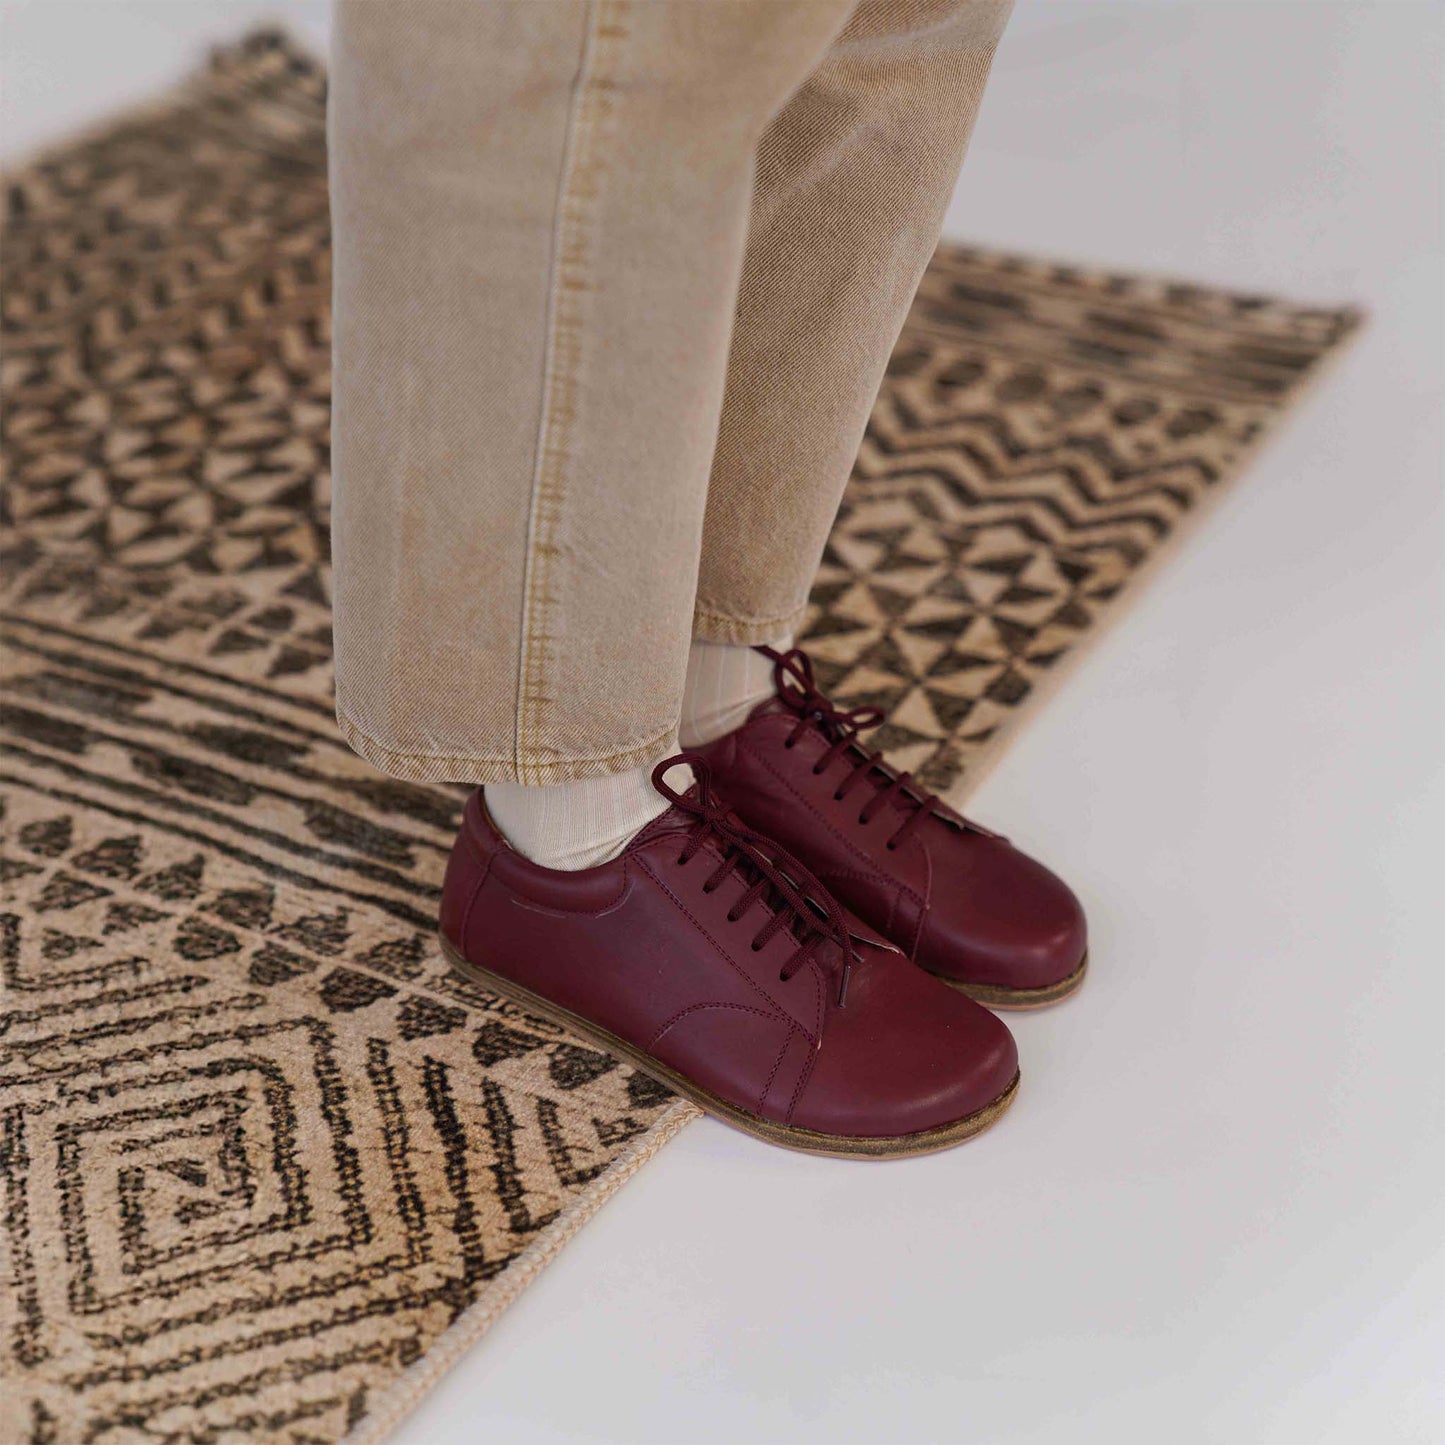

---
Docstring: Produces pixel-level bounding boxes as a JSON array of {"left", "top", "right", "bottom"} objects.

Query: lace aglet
[{"left": 836, "top": 962, "right": 851, "bottom": 1009}]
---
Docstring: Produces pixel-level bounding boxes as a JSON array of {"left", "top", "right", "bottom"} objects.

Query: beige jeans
[{"left": 330, "top": 0, "right": 1011, "bottom": 784}]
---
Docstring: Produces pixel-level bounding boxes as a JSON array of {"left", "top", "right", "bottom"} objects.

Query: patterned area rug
[{"left": 0, "top": 32, "right": 1359, "bottom": 1445}]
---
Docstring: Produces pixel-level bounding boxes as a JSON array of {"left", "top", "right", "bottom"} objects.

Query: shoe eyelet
[
  {"left": 811, "top": 765, "right": 823, "bottom": 776},
  {"left": 833, "top": 792, "right": 844, "bottom": 802},
  {"left": 750, "top": 941, "right": 763, "bottom": 953},
  {"left": 783, "top": 740, "right": 795, "bottom": 750},
  {"left": 885, "top": 842, "right": 898, "bottom": 852}
]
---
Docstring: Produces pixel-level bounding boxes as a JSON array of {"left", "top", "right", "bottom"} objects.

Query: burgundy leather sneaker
[
  {"left": 439, "top": 757, "right": 1018, "bottom": 1158},
  {"left": 694, "top": 649, "right": 1088, "bottom": 1008}
]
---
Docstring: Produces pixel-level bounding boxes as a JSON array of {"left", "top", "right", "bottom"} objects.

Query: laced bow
[
  {"left": 651, "top": 754, "right": 856, "bottom": 1007},
  {"left": 759, "top": 646, "right": 943, "bottom": 853}
]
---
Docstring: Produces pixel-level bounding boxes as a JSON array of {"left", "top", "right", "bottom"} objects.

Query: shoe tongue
[
  {"left": 628, "top": 789, "right": 823, "bottom": 950},
  {"left": 766, "top": 701, "right": 916, "bottom": 811},
  {"left": 629, "top": 801, "right": 697, "bottom": 851},
  {"left": 630, "top": 766, "right": 717, "bottom": 851},
  {"left": 757, "top": 692, "right": 962, "bottom": 830},
  {"left": 747, "top": 696, "right": 790, "bottom": 723}
]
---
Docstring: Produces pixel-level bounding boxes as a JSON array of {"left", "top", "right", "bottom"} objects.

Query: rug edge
[
  {"left": 341, "top": 1098, "right": 703, "bottom": 1445},
  {"left": 927, "top": 236, "right": 1370, "bottom": 332},
  {"left": 942, "top": 306, "right": 1367, "bottom": 811}
]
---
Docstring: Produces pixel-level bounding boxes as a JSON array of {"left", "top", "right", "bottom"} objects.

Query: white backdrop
[{"left": 4, "top": 4, "right": 1443, "bottom": 1442}]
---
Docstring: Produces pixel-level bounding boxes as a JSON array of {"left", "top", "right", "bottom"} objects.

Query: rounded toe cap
[
  {"left": 793, "top": 958, "right": 1019, "bottom": 1140},
  {"left": 921, "top": 834, "right": 1087, "bottom": 991}
]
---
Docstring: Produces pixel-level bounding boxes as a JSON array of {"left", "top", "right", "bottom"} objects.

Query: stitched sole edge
[{"left": 440, "top": 935, "right": 1018, "bottom": 1160}]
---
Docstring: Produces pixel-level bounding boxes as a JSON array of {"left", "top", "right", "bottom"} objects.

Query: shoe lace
[
  {"left": 759, "top": 645, "right": 942, "bottom": 853},
  {"left": 651, "top": 753, "right": 856, "bottom": 1007}
]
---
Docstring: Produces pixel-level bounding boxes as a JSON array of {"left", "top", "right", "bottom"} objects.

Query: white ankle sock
[
  {"left": 486, "top": 762, "right": 685, "bottom": 871},
  {"left": 678, "top": 639, "right": 784, "bottom": 749},
  {"left": 486, "top": 637, "right": 773, "bottom": 870}
]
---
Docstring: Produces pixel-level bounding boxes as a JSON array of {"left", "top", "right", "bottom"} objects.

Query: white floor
[{"left": 5, "top": 4, "right": 1443, "bottom": 1443}]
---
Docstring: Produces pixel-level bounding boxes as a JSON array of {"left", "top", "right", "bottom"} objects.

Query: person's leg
[
  {"left": 329, "top": 0, "right": 854, "bottom": 866},
  {"left": 336, "top": 0, "right": 1025, "bottom": 1151},
  {"left": 688, "top": 0, "right": 1013, "bottom": 668},
  {"left": 672, "top": 2, "right": 1085, "bottom": 1007}
]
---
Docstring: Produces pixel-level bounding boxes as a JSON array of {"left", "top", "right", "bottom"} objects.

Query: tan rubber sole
[
  {"left": 933, "top": 952, "right": 1089, "bottom": 1011},
  {"left": 440, "top": 935, "right": 1019, "bottom": 1160}
]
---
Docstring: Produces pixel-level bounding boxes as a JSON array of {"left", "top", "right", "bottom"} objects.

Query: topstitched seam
[
  {"left": 457, "top": 851, "right": 494, "bottom": 955},
  {"left": 645, "top": 1002, "right": 787, "bottom": 1055},
  {"left": 338, "top": 708, "right": 675, "bottom": 774},
  {"left": 786, "top": 1032, "right": 820, "bottom": 1126},
  {"left": 458, "top": 824, "right": 491, "bottom": 874},
  {"left": 501, "top": 861, "right": 632, "bottom": 917},
  {"left": 740, "top": 730, "right": 928, "bottom": 912},
  {"left": 756, "top": 1027, "right": 801, "bottom": 1116},
  {"left": 635, "top": 855, "right": 814, "bottom": 1040},
  {"left": 693, "top": 600, "right": 810, "bottom": 631},
  {"left": 512, "top": 0, "right": 605, "bottom": 783}
]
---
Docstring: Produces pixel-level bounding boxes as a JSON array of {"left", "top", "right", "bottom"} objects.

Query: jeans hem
[
  {"left": 691, "top": 601, "right": 806, "bottom": 648},
  {"left": 336, "top": 708, "right": 679, "bottom": 786}
]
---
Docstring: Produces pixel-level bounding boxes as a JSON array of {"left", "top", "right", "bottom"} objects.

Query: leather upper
[
  {"left": 440, "top": 786, "right": 1017, "bottom": 1139},
  {"left": 697, "top": 687, "right": 1087, "bottom": 992}
]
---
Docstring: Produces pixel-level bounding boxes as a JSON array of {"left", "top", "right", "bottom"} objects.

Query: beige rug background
[{"left": 0, "top": 32, "right": 1360, "bottom": 1445}]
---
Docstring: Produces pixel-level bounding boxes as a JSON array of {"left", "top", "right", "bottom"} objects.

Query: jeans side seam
[{"left": 514, "top": 0, "right": 610, "bottom": 786}]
